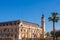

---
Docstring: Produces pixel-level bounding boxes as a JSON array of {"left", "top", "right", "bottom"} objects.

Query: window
[
  {"left": 21, "top": 25, "right": 23, "bottom": 26},
  {"left": 0, "top": 24, "right": 1, "bottom": 26},
  {"left": 29, "top": 28, "right": 30, "bottom": 30},
  {"left": 14, "top": 22, "right": 16, "bottom": 25},
  {"left": 7, "top": 29, "right": 9, "bottom": 32},
  {"left": 17, "top": 22, "right": 19, "bottom": 24},
  {"left": 3, "top": 24, "right": 5, "bottom": 26},
  {"left": 11, "top": 34, "right": 13, "bottom": 37},
  {"left": 7, "top": 34, "right": 9, "bottom": 37},
  {"left": 4, "top": 28, "right": 7, "bottom": 32},
  {"left": 24, "top": 30, "right": 25, "bottom": 32},
  {"left": 15, "top": 35, "right": 17, "bottom": 38},
  {"left": 15, "top": 29, "right": 17, "bottom": 32},
  {"left": 9, "top": 23, "right": 12, "bottom": 26},
  {"left": 6, "top": 24, "right": 8, "bottom": 26},
  {"left": 11, "top": 29, "right": 13, "bottom": 32},
  {"left": 21, "top": 29, "right": 22, "bottom": 32},
  {"left": 0, "top": 30, "right": 2, "bottom": 33}
]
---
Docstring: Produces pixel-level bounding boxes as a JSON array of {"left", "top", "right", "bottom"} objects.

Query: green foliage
[
  {"left": 46, "top": 32, "right": 51, "bottom": 37},
  {"left": 50, "top": 30, "right": 60, "bottom": 37},
  {"left": 55, "top": 30, "right": 60, "bottom": 37},
  {"left": 48, "top": 12, "right": 59, "bottom": 22}
]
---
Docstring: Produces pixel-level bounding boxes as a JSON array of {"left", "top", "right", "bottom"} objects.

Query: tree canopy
[{"left": 50, "top": 30, "right": 60, "bottom": 37}]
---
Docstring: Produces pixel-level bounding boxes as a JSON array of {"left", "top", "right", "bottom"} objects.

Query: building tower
[{"left": 41, "top": 14, "right": 45, "bottom": 38}]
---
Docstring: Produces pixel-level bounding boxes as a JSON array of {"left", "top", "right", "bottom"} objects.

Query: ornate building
[{"left": 0, "top": 15, "right": 45, "bottom": 40}]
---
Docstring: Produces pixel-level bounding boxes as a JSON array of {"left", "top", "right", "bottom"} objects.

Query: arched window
[
  {"left": 11, "top": 29, "right": 13, "bottom": 32},
  {"left": 21, "top": 29, "right": 22, "bottom": 32},
  {"left": 21, "top": 24, "right": 23, "bottom": 26},
  {"left": 4, "top": 28, "right": 7, "bottom": 32}
]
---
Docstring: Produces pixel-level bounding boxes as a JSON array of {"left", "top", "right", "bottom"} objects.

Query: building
[{"left": 0, "top": 15, "right": 45, "bottom": 40}]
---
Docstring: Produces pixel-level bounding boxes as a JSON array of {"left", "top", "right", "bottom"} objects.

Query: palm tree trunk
[{"left": 53, "top": 22, "right": 56, "bottom": 40}]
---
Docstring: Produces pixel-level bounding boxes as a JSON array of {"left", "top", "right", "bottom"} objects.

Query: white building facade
[
  {"left": 0, "top": 15, "right": 45, "bottom": 40},
  {"left": 0, "top": 20, "right": 42, "bottom": 40}
]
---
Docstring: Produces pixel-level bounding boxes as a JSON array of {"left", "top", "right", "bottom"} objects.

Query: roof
[
  {"left": 0, "top": 20, "right": 20, "bottom": 25},
  {"left": 0, "top": 20, "right": 41, "bottom": 28},
  {"left": 21, "top": 20, "right": 41, "bottom": 28}
]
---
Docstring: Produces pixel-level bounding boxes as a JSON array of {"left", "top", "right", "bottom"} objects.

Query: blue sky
[{"left": 0, "top": 0, "right": 60, "bottom": 32}]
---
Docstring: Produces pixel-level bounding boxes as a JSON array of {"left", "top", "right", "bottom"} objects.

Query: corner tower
[{"left": 41, "top": 14, "right": 45, "bottom": 38}]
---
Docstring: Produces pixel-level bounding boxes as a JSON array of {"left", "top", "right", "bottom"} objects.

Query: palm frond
[
  {"left": 55, "top": 17, "right": 60, "bottom": 22},
  {"left": 48, "top": 12, "right": 59, "bottom": 22},
  {"left": 48, "top": 17, "right": 53, "bottom": 21},
  {"left": 51, "top": 12, "right": 58, "bottom": 17}
]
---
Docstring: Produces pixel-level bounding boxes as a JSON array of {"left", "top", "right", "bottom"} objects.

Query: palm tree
[{"left": 48, "top": 12, "right": 59, "bottom": 40}]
